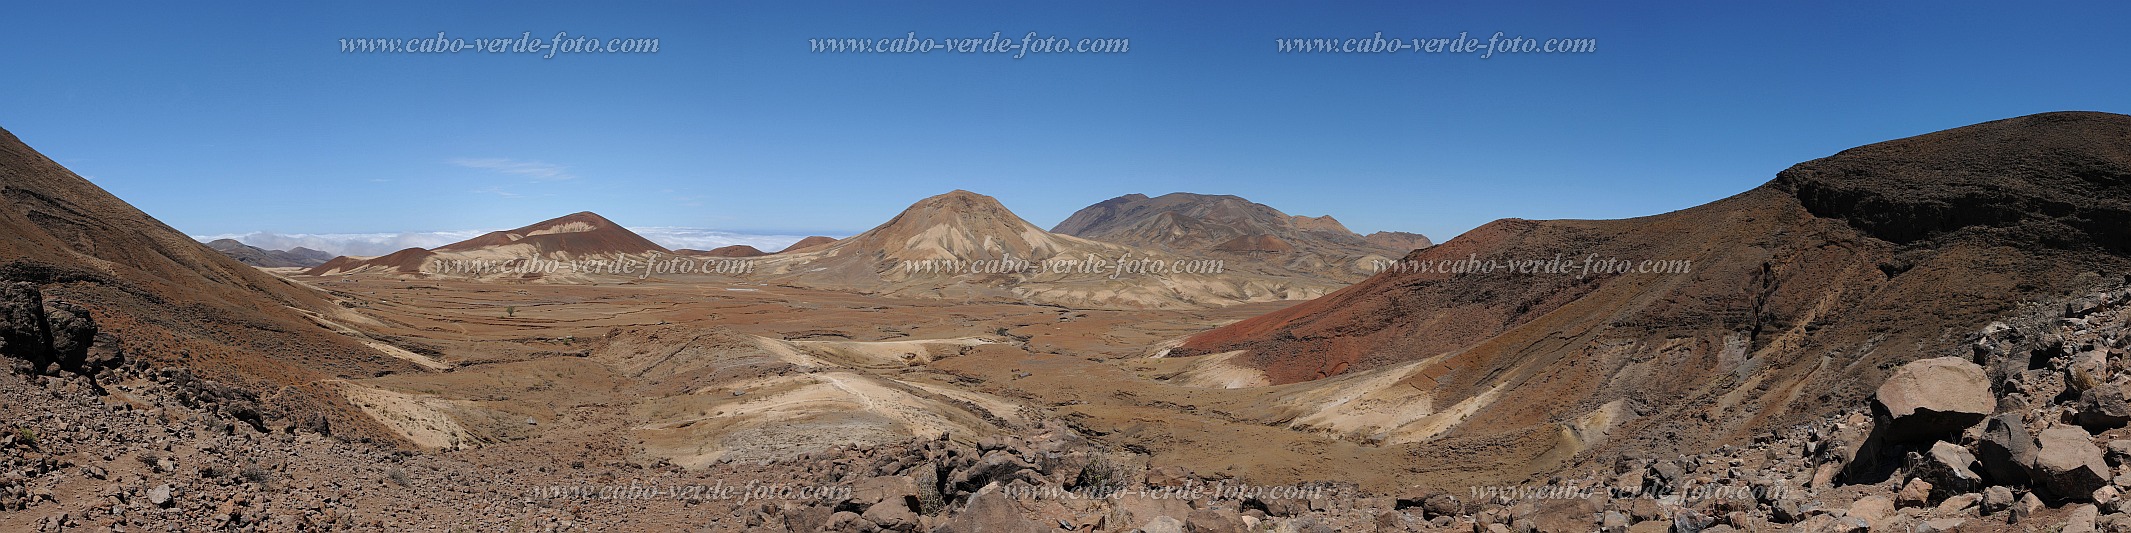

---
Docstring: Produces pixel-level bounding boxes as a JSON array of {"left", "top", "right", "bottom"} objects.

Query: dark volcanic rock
[
  {"left": 0, "top": 282, "right": 53, "bottom": 372},
  {"left": 2077, "top": 378, "right": 2131, "bottom": 431},
  {"left": 42, "top": 301, "right": 94, "bottom": 374},
  {"left": 1910, "top": 441, "right": 1983, "bottom": 499},
  {"left": 2035, "top": 426, "right": 2111, "bottom": 500},
  {"left": 1978, "top": 413, "right": 2037, "bottom": 485}
]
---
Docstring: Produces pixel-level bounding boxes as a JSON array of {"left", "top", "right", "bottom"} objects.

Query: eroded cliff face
[{"left": 1772, "top": 111, "right": 2131, "bottom": 252}]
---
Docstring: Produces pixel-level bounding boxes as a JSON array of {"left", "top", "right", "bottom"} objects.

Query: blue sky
[{"left": 4, "top": 1, "right": 2128, "bottom": 250}]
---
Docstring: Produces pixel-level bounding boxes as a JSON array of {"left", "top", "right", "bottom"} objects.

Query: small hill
[
  {"left": 431, "top": 211, "right": 668, "bottom": 257},
  {"left": 776, "top": 236, "right": 837, "bottom": 254}
]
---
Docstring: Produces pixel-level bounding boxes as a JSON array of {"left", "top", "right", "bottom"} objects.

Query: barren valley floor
[{"left": 290, "top": 273, "right": 1524, "bottom": 494}]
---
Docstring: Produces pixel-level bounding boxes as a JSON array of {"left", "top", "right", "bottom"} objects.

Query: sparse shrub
[
  {"left": 1072, "top": 454, "right": 1138, "bottom": 499},
  {"left": 241, "top": 462, "right": 273, "bottom": 484}
]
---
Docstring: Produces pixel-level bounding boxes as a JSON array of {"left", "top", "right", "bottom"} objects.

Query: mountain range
[
  {"left": 750, "top": 190, "right": 1357, "bottom": 308},
  {"left": 204, "top": 239, "right": 335, "bottom": 268}
]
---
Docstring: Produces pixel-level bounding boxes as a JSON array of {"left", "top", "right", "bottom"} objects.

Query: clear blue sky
[{"left": 4, "top": 1, "right": 2127, "bottom": 243}]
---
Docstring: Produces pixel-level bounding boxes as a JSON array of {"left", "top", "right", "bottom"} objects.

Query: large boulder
[
  {"left": 42, "top": 301, "right": 94, "bottom": 374},
  {"left": 938, "top": 482, "right": 1045, "bottom": 533},
  {"left": 0, "top": 282, "right": 110, "bottom": 377},
  {"left": 2076, "top": 378, "right": 2131, "bottom": 431},
  {"left": 1977, "top": 414, "right": 2037, "bottom": 485},
  {"left": 1872, "top": 357, "right": 1994, "bottom": 443},
  {"left": 0, "top": 282, "right": 54, "bottom": 372},
  {"left": 862, "top": 499, "right": 920, "bottom": 532},
  {"left": 2035, "top": 427, "right": 2111, "bottom": 500}
]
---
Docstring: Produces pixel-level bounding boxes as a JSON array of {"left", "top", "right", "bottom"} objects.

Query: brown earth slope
[
  {"left": 1172, "top": 111, "right": 2131, "bottom": 460},
  {"left": 0, "top": 126, "right": 419, "bottom": 442},
  {"left": 776, "top": 235, "right": 837, "bottom": 254}
]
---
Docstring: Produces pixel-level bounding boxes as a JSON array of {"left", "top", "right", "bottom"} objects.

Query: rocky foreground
[{"left": 10, "top": 274, "right": 2131, "bottom": 531}]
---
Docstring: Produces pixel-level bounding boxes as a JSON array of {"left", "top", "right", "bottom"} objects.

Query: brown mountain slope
[
  {"left": 1171, "top": 111, "right": 2131, "bottom": 461},
  {"left": 0, "top": 126, "right": 419, "bottom": 442},
  {"left": 776, "top": 235, "right": 837, "bottom": 254}
]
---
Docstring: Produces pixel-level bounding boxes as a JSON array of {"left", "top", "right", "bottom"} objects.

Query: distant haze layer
[{"left": 192, "top": 228, "right": 827, "bottom": 257}]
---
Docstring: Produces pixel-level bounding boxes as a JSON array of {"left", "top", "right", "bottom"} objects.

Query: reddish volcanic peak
[{"left": 432, "top": 211, "right": 668, "bottom": 256}]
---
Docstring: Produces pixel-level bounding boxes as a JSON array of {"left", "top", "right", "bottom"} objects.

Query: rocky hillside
[
  {"left": 1390, "top": 281, "right": 2131, "bottom": 532},
  {"left": 0, "top": 125, "right": 418, "bottom": 446},
  {"left": 1171, "top": 112, "right": 2131, "bottom": 472}
]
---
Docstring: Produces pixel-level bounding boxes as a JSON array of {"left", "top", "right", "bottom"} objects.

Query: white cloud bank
[
  {"left": 194, "top": 228, "right": 828, "bottom": 257},
  {"left": 628, "top": 228, "right": 821, "bottom": 253}
]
